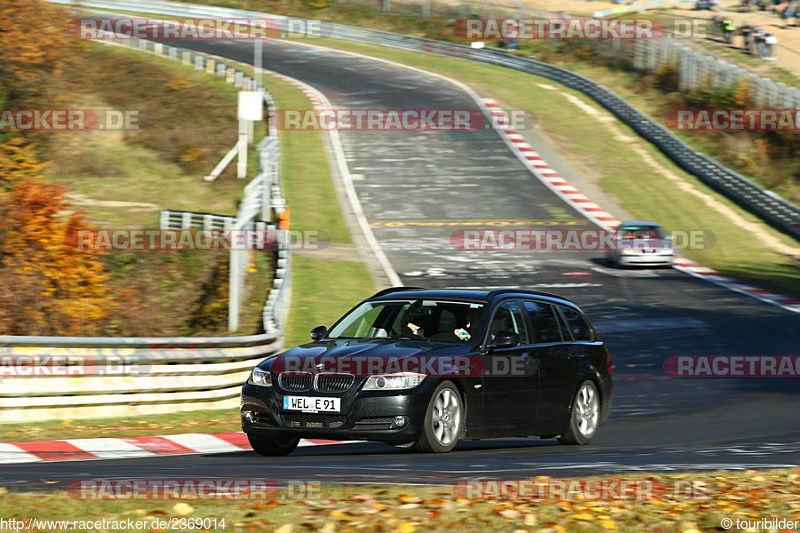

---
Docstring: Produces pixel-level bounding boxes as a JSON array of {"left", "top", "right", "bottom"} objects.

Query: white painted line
[
  {"left": 290, "top": 83, "right": 401, "bottom": 286},
  {"left": 260, "top": 69, "right": 401, "bottom": 287}
]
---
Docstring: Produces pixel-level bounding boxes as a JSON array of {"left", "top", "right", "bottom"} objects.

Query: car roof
[
  {"left": 369, "top": 287, "right": 578, "bottom": 309},
  {"left": 617, "top": 220, "right": 661, "bottom": 227}
]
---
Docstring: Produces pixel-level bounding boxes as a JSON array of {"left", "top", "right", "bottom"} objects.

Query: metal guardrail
[
  {"left": 137, "top": 32, "right": 292, "bottom": 337},
  {"left": 51, "top": 0, "right": 800, "bottom": 239},
  {"left": 0, "top": 26, "right": 291, "bottom": 423}
]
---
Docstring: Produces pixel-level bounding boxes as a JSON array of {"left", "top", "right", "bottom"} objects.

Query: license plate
[{"left": 283, "top": 396, "right": 341, "bottom": 413}]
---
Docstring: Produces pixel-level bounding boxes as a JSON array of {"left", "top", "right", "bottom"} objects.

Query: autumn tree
[
  {"left": 0, "top": 0, "right": 72, "bottom": 103},
  {"left": 0, "top": 137, "right": 110, "bottom": 335},
  {"left": 0, "top": 136, "right": 44, "bottom": 191}
]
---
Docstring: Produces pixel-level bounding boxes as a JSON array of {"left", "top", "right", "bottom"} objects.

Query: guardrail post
[
  {"left": 633, "top": 40, "right": 644, "bottom": 70},
  {"left": 194, "top": 55, "right": 204, "bottom": 70},
  {"left": 647, "top": 39, "right": 657, "bottom": 70},
  {"left": 226, "top": 67, "right": 235, "bottom": 84},
  {"left": 206, "top": 59, "right": 215, "bottom": 74},
  {"left": 182, "top": 51, "right": 192, "bottom": 66},
  {"left": 154, "top": 43, "right": 163, "bottom": 55}
]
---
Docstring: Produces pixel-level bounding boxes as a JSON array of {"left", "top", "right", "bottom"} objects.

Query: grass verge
[
  {"left": 45, "top": 43, "right": 257, "bottom": 228},
  {"left": 0, "top": 469, "right": 797, "bottom": 531},
  {"left": 286, "top": 255, "right": 376, "bottom": 348},
  {"left": 0, "top": 409, "right": 240, "bottom": 443}
]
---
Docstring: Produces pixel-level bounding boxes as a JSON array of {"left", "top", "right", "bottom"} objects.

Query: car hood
[{"left": 259, "top": 338, "right": 473, "bottom": 372}]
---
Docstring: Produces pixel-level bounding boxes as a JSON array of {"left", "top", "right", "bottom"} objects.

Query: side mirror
[
  {"left": 310, "top": 325, "right": 327, "bottom": 341},
  {"left": 488, "top": 330, "right": 520, "bottom": 350}
]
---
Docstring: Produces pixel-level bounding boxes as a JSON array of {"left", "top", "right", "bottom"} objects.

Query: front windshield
[
  {"left": 327, "top": 299, "right": 485, "bottom": 343},
  {"left": 616, "top": 225, "right": 665, "bottom": 240}
]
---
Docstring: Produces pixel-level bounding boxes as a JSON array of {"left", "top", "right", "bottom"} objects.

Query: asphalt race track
[{"left": 3, "top": 35, "right": 798, "bottom": 488}]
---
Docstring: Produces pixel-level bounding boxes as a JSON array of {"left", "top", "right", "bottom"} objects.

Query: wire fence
[{"left": 603, "top": 38, "right": 800, "bottom": 107}]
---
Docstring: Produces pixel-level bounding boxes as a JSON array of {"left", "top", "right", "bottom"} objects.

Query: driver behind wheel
[{"left": 400, "top": 304, "right": 428, "bottom": 337}]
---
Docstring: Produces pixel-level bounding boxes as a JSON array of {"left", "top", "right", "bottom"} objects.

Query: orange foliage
[
  {"left": 0, "top": 0, "right": 70, "bottom": 99},
  {"left": 0, "top": 136, "right": 45, "bottom": 190},
  {"left": 0, "top": 137, "right": 110, "bottom": 335}
]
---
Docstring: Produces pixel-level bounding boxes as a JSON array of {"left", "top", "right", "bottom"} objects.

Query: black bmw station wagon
[{"left": 241, "top": 288, "right": 613, "bottom": 454}]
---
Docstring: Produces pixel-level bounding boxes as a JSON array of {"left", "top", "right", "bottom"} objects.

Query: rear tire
[
  {"left": 558, "top": 380, "right": 600, "bottom": 445},
  {"left": 247, "top": 434, "right": 300, "bottom": 456},
  {"left": 414, "top": 381, "right": 463, "bottom": 453}
]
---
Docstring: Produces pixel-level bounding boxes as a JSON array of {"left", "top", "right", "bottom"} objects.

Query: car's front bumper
[
  {"left": 616, "top": 252, "right": 674, "bottom": 266},
  {"left": 240, "top": 381, "right": 433, "bottom": 443}
]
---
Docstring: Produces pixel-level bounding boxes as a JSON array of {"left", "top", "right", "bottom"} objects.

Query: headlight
[
  {"left": 363, "top": 373, "right": 425, "bottom": 391},
  {"left": 249, "top": 367, "right": 272, "bottom": 387}
]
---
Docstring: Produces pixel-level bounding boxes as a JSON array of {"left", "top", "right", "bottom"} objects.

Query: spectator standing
[
  {"left": 741, "top": 23, "right": 754, "bottom": 52},
  {"left": 710, "top": 15, "right": 723, "bottom": 39},
  {"left": 722, "top": 18, "right": 737, "bottom": 44},
  {"left": 764, "top": 32, "right": 778, "bottom": 59},
  {"left": 754, "top": 28, "right": 767, "bottom": 57}
]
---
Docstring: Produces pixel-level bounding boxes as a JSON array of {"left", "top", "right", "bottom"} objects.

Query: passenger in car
[{"left": 454, "top": 309, "right": 477, "bottom": 341}]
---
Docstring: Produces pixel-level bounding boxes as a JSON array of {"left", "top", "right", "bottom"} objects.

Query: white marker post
[{"left": 237, "top": 91, "right": 264, "bottom": 179}]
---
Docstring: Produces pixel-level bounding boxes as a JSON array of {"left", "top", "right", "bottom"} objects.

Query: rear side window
[
  {"left": 522, "top": 301, "right": 562, "bottom": 344},
  {"left": 559, "top": 306, "right": 595, "bottom": 342},
  {"left": 488, "top": 301, "right": 530, "bottom": 344}
]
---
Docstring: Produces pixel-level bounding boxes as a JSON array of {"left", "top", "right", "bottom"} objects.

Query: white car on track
[{"left": 606, "top": 221, "right": 674, "bottom": 268}]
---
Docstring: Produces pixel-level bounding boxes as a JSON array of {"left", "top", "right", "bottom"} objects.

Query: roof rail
[
  {"left": 371, "top": 286, "right": 426, "bottom": 298},
  {"left": 487, "top": 288, "right": 574, "bottom": 303}
]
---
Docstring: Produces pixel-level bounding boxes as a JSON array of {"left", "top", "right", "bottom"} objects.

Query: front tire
[
  {"left": 414, "top": 381, "right": 463, "bottom": 453},
  {"left": 247, "top": 434, "right": 300, "bottom": 456},
  {"left": 558, "top": 380, "right": 600, "bottom": 445}
]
